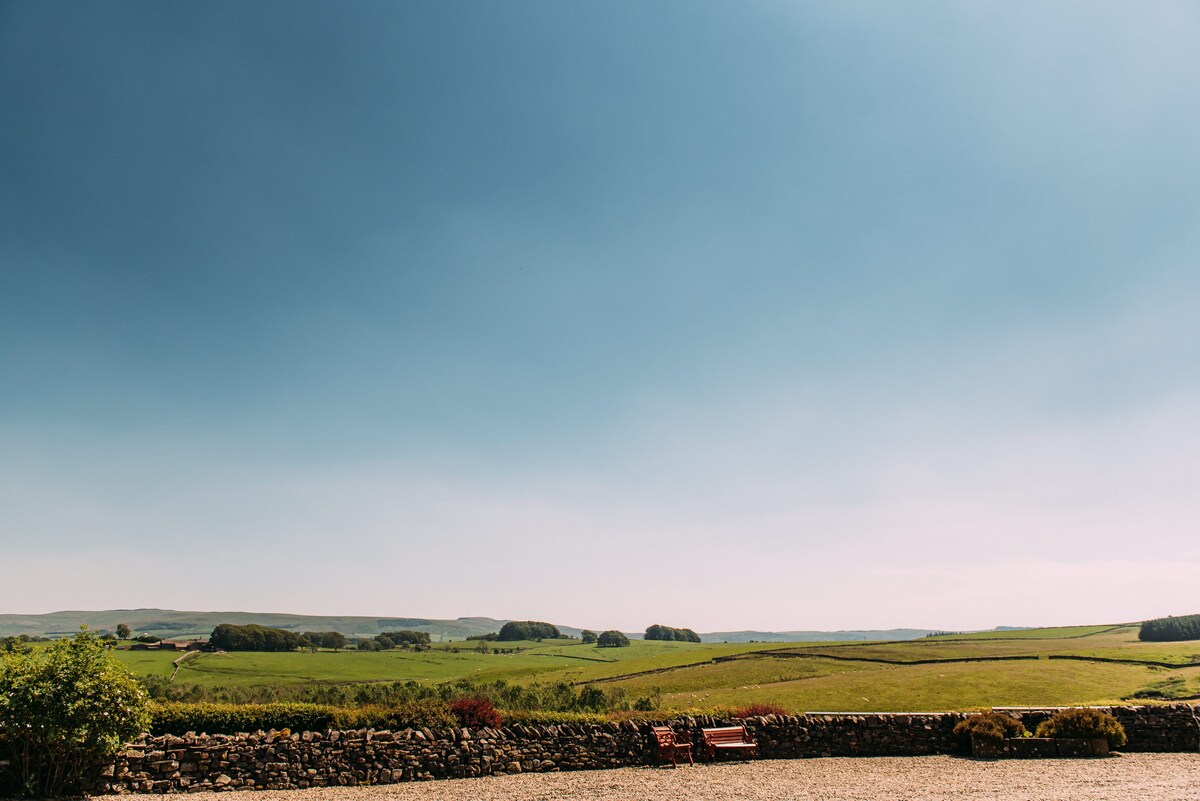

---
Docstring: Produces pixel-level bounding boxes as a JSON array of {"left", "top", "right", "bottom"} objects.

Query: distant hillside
[
  {"left": 698, "top": 628, "right": 939, "bottom": 643},
  {"left": 0, "top": 609, "right": 960, "bottom": 643},
  {"left": 0, "top": 609, "right": 512, "bottom": 641}
]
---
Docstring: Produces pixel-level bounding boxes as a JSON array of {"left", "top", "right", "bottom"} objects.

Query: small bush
[
  {"left": 733, "top": 703, "right": 790, "bottom": 718},
  {"left": 1034, "top": 708, "right": 1127, "bottom": 749},
  {"left": 953, "top": 711, "right": 1028, "bottom": 748},
  {"left": 450, "top": 697, "right": 503, "bottom": 729},
  {"left": 0, "top": 628, "right": 150, "bottom": 797}
]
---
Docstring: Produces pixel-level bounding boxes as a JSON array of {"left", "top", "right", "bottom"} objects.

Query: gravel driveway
[{"left": 156, "top": 753, "right": 1200, "bottom": 801}]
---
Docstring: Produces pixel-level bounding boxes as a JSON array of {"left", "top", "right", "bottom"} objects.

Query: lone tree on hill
[
  {"left": 597, "top": 630, "right": 630, "bottom": 648},
  {"left": 115, "top": 623, "right": 131, "bottom": 640}
]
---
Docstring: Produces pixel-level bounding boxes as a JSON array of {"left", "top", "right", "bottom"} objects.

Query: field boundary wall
[{"left": 84, "top": 705, "right": 1199, "bottom": 793}]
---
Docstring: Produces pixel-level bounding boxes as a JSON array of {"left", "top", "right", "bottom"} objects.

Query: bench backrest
[{"left": 702, "top": 726, "right": 751, "bottom": 745}]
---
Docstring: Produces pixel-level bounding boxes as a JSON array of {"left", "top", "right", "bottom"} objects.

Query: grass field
[{"left": 111, "top": 625, "right": 1200, "bottom": 711}]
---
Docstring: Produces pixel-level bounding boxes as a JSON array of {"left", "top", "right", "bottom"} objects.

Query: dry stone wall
[{"left": 83, "top": 706, "right": 1199, "bottom": 794}]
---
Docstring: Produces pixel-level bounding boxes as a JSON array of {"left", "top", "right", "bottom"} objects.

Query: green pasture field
[
  {"left": 646, "top": 658, "right": 1160, "bottom": 712},
  {"left": 169, "top": 648, "right": 588, "bottom": 687},
  {"left": 516, "top": 640, "right": 802, "bottom": 683},
  {"left": 924, "top": 624, "right": 1126, "bottom": 641},
  {"left": 112, "top": 649, "right": 179, "bottom": 679},
  {"left": 107, "top": 624, "right": 1200, "bottom": 711}
]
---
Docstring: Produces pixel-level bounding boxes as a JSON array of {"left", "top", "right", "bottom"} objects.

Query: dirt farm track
[{"left": 116, "top": 753, "right": 1200, "bottom": 801}]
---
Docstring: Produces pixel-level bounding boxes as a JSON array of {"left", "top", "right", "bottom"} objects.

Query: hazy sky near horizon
[{"left": 3, "top": 2, "right": 1199, "bottom": 632}]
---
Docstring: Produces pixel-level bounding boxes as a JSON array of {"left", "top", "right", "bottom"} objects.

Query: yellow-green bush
[
  {"left": 953, "top": 711, "right": 1028, "bottom": 748},
  {"left": 1034, "top": 708, "right": 1126, "bottom": 749}
]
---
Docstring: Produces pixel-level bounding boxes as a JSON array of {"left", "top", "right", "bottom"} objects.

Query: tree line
[
  {"left": 1138, "top": 614, "right": 1200, "bottom": 642},
  {"left": 644, "top": 624, "right": 701, "bottom": 643},
  {"left": 210, "top": 625, "right": 435, "bottom": 652}
]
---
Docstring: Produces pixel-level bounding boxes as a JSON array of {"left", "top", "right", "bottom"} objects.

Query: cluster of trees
[
  {"left": 1139, "top": 614, "right": 1200, "bottom": 642},
  {"left": 597, "top": 630, "right": 630, "bottom": 648},
  {"left": 302, "top": 631, "right": 347, "bottom": 651},
  {"left": 644, "top": 624, "right": 701, "bottom": 643},
  {"left": 1, "top": 633, "right": 50, "bottom": 652},
  {"left": 497, "top": 621, "right": 561, "bottom": 641},
  {"left": 358, "top": 630, "right": 431, "bottom": 651},
  {"left": 209, "top": 624, "right": 308, "bottom": 652},
  {"left": 207, "top": 625, "right": 440, "bottom": 653}
]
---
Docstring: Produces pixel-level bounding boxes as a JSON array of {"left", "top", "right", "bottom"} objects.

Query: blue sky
[{"left": 2, "top": 2, "right": 1198, "bottom": 631}]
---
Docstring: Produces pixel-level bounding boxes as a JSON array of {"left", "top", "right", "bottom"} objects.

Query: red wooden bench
[
  {"left": 701, "top": 725, "right": 758, "bottom": 761},
  {"left": 651, "top": 725, "right": 694, "bottom": 766}
]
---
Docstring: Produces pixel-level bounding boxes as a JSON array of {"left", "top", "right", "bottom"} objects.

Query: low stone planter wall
[{"left": 80, "top": 705, "right": 1199, "bottom": 794}]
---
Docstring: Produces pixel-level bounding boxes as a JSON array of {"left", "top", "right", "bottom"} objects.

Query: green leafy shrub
[
  {"left": 1034, "top": 708, "right": 1127, "bottom": 749},
  {"left": 0, "top": 628, "right": 151, "bottom": 797},
  {"left": 953, "top": 711, "right": 1028, "bottom": 748},
  {"left": 450, "top": 697, "right": 502, "bottom": 729},
  {"left": 734, "top": 703, "right": 790, "bottom": 718}
]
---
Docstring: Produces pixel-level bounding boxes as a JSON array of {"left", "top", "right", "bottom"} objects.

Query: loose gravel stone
[{"left": 146, "top": 753, "right": 1200, "bottom": 801}]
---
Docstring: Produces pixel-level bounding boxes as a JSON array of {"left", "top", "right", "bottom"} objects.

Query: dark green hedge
[{"left": 148, "top": 701, "right": 456, "bottom": 736}]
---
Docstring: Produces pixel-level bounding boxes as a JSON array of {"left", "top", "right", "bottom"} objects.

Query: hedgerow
[{"left": 148, "top": 700, "right": 456, "bottom": 736}]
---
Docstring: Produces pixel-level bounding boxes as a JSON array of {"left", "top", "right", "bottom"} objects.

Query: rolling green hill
[
  {"left": 0, "top": 609, "right": 511, "bottom": 640},
  {"left": 102, "top": 623, "right": 1200, "bottom": 712},
  {"left": 0, "top": 608, "right": 942, "bottom": 642}
]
